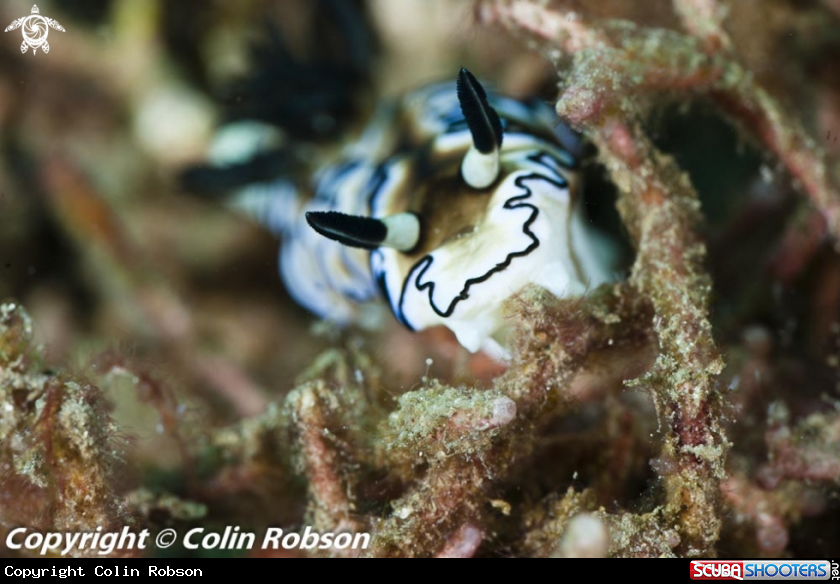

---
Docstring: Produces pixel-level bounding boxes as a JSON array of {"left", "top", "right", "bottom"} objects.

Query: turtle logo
[{"left": 4, "top": 5, "right": 65, "bottom": 55}]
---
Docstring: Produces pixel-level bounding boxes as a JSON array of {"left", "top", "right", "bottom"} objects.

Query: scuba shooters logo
[
  {"left": 691, "top": 560, "right": 838, "bottom": 580},
  {"left": 4, "top": 5, "right": 65, "bottom": 55}
]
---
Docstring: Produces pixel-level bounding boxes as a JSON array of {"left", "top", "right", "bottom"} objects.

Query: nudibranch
[{"left": 188, "top": 69, "right": 613, "bottom": 354}]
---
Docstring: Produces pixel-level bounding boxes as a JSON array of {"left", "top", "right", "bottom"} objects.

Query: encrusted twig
[
  {"left": 481, "top": 0, "right": 738, "bottom": 556},
  {"left": 768, "top": 210, "right": 828, "bottom": 283},
  {"left": 721, "top": 398, "right": 837, "bottom": 556},
  {"left": 721, "top": 471, "right": 815, "bottom": 557},
  {"left": 592, "top": 120, "right": 727, "bottom": 557},
  {"left": 369, "top": 287, "right": 654, "bottom": 556},
  {"left": 0, "top": 304, "right": 136, "bottom": 557},
  {"left": 481, "top": 0, "right": 840, "bottom": 243},
  {"left": 758, "top": 403, "right": 840, "bottom": 489},
  {"left": 288, "top": 382, "right": 361, "bottom": 537},
  {"left": 672, "top": 0, "right": 731, "bottom": 52}
]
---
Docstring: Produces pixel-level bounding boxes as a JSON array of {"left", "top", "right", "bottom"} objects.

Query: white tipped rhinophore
[
  {"left": 306, "top": 210, "right": 421, "bottom": 252},
  {"left": 381, "top": 212, "right": 421, "bottom": 252},
  {"left": 461, "top": 146, "right": 500, "bottom": 189}
]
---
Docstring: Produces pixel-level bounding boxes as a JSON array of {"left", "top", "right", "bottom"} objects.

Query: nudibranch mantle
[{"left": 210, "top": 69, "right": 614, "bottom": 353}]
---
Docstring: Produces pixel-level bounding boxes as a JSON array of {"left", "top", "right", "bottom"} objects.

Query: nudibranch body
[{"left": 196, "top": 69, "right": 613, "bottom": 354}]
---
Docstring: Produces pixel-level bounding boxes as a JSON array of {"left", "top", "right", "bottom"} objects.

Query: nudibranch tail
[{"left": 457, "top": 68, "right": 503, "bottom": 189}]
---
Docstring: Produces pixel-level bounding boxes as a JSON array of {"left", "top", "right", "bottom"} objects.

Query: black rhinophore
[
  {"left": 305, "top": 211, "right": 388, "bottom": 250},
  {"left": 456, "top": 68, "right": 503, "bottom": 154}
]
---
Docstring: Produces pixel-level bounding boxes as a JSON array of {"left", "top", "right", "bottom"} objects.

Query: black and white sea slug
[{"left": 186, "top": 69, "right": 614, "bottom": 355}]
